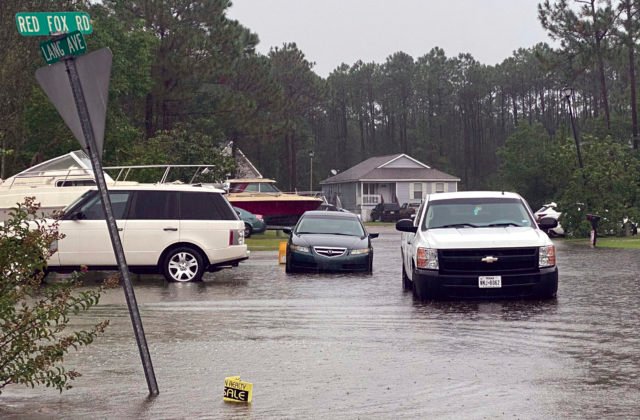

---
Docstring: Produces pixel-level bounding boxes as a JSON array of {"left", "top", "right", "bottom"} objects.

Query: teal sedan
[{"left": 234, "top": 206, "right": 267, "bottom": 238}]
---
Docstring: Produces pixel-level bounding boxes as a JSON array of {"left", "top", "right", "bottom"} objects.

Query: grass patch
[
  {"left": 246, "top": 230, "right": 288, "bottom": 251},
  {"left": 364, "top": 221, "right": 396, "bottom": 227},
  {"left": 246, "top": 222, "right": 394, "bottom": 251},
  {"left": 564, "top": 236, "right": 640, "bottom": 249}
]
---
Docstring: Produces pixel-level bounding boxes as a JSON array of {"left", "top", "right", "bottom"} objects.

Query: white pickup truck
[{"left": 396, "top": 191, "right": 559, "bottom": 300}]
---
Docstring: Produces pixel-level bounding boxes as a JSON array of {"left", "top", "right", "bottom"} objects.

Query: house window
[
  {"left": 412, "top": 183, "right": 423, "bottom": 199},
  {"left": 363, "top": 183, "right": 378, "bottom": 195},
  {"left": 435, "top": 182, "right": 445, "bottom": 193},
  {"left": 363, "top": 183, "right": 380, "bottom": 204}
]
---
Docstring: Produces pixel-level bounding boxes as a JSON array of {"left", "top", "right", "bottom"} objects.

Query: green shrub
[{"left": 0, "top": 198, "right": 113, "bottom": 394}]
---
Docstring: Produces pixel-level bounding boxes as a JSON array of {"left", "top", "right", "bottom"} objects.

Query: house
[
  {"left": 222, "top": 141, "right": 263, "bottom": 178},
  {"left": 320, "top": 154, "right": 460, "bottom": 221}
]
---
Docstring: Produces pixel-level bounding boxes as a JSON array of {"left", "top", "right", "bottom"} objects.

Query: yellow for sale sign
[{"left": 223, "top": 376, "right": 253, "bottom": 403}]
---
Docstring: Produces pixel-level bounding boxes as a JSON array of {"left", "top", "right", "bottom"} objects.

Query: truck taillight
[{"left": 417, "top": 247, "right": 439, "bottom": 270}]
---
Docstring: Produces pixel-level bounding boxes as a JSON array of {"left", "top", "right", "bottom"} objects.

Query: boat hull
[{"left": 227, "top": 195, "right": 322, "bottom": 227}]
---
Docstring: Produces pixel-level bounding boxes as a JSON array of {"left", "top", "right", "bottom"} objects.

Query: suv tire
[{"left": 163, "top": 246, "right": 205, "bottom": 282}]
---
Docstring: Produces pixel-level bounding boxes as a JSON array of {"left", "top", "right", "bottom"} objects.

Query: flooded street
[{"left": 2, "top": 225, "right": 639, "bottom": 419}]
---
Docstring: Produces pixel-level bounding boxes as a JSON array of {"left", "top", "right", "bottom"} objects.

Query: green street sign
[
  {"left": 40, "top": 31, "right": 87, "bottom": 65},
  {"left": 16, "top": 11, "right": 92, "bottom": 36}
]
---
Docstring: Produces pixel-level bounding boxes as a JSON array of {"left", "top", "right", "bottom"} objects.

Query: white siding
[
  {"left": 341, "top": 183, "right": 357, "bottom": 209},
  {"left": 396, "top": 182, "right": 410, "bottom": 204},
  {"left": 321, "top": 183, "right": 357, "bottom": 210},
  {"left": 382, "top": 156, "right": 425, "bottom": 169}
]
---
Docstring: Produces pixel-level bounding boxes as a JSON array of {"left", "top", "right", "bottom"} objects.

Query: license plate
[{"left": 479, "top": 276, "right": 502, "bottom": 288}]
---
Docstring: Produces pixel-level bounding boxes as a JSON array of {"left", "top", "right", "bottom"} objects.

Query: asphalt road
[{"left": 1, "top": 225, "right": 639, "bottom": 418}]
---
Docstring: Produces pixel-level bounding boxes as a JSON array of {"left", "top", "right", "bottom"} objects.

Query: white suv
[
  {"left": 396, "top": 191, "right": 559, "bottom": 300},
  {"left": 47, "top": 184, "right": 248, "bottom": 282}
]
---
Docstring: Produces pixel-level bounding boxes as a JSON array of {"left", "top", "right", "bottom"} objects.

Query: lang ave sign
[
  {"left": 15, "top": 11, "right": 92, "bottom": 36},
  {"left": 40, "top": 31, "right": 86, "bottom": 65}
]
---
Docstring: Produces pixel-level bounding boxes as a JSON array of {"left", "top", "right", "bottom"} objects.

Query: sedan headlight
[
  {"left": 290, "top": 244, "right": 310, "bottom": 253},
  {"left": 417, "top": 247, "right": 439, "bottom": 270},
  {"left": 350, "top": 248, "right": 370, "bottom": 255},
  {"left": 539, "top": 245, "right": 556, "bottom": 267}
]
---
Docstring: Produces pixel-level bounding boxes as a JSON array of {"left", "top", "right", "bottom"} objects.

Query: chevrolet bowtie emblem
[{"left": 481, "top": 256, "right": 498, "bottom": 263}]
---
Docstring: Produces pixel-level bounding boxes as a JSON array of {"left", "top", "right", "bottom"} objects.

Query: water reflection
[
  {"left": 412, "top": 298, "right": 559, "bottom": 321},
  {"left": 3, "top": 229, "right": 639, "bottom": 418}
]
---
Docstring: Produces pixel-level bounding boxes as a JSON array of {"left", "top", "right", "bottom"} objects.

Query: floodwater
[{"left": 1, "top": 226, "right": 639, "bottom": 419}]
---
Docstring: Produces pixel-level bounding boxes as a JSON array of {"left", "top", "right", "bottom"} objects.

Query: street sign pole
[{"left": 63, "top": 57, "right": 159, "bottom": 396}]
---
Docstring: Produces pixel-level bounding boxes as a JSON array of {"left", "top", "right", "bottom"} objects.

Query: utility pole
[
  {"left": 309, "top": 150, "right": 314, "bottom": 192},
  {"left": 563, "top": 87, "right": 584, "bottom": 171}
]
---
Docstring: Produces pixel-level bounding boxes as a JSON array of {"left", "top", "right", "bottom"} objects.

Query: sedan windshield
[
  {"left": 423, "top": 197, "right": 534, "bottom": 230},
  {"left": 296, "top": 215, "right": 365, "bottom": 236}
]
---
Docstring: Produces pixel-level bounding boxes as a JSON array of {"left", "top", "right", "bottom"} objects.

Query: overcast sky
[{"left": 227, "top": 0, "right": 553, "bottom": 77}]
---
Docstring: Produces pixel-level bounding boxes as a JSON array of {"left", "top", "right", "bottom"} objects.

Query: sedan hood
[
  {"left": 424, "top": 227, "right": 551, "bottom": 249},
  {"left": 293, "top": 233, "right": 367, "bottom": 249}
]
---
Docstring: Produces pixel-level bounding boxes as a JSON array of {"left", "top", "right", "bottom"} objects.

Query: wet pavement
[{"left": 1, "top": 226, "right": 639, "bottom": 418}]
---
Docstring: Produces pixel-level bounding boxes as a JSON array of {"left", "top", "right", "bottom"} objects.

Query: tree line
[{"left": 1, "top": 0, "right": 638, "bottom": 234}]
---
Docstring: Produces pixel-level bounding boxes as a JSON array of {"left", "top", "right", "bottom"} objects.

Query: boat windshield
[
  {"left": 230, "top": 182, "right": 280, "bottom": 193},
  {"left": 295, "top": 215, "right": 365, "bottom": 236}
]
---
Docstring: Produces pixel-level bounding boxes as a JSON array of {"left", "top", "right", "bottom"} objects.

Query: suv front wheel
[{"left": 163, "top": 246, "right": 205, "bottom": 282}]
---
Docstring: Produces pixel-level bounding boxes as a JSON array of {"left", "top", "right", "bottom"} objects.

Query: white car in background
[{"left": 534, "top": 202, "right": 565, "bottom": 237}]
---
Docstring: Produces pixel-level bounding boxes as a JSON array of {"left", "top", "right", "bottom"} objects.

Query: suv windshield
[{"left": 422, "top": 197, "right": 534, "bottom": 229}]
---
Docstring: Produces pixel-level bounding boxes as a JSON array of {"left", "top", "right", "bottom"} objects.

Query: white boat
[
  {"left": 0, "top": 150, "right": 212, "bottom": 221},
  {"left": 0, "top": 151, "right": 111, "bottom": 220}
]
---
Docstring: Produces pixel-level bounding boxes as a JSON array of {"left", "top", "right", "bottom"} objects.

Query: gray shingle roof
[{"left": 320, "top": 154, "right": 459, "bottom": 184}]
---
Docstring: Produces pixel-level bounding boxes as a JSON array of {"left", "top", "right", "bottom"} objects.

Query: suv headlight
[
  {"left": 539, "top": 245, "right": 556, "bottom": 267},
  {"left": 351, "top": 248, "right": 370, "bottom": 255},
  {"left": 417, "top": 247, "right": 438, "bottom": 270},
  {"left": 290, "top": 244, "right": 310, "bottom": 253}
]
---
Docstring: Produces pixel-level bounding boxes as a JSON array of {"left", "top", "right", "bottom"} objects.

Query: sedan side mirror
[
  {"left": 369, "top": 233, "right": 379, "bottom": 239},
  {"left": 282, "top": 227, "right": 292, "bottom": 235}
]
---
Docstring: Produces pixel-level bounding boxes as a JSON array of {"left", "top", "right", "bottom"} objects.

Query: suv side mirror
[
  {"left": 282, "top": 227, "right": 292, "bottom": 235},
  {"left": 68, "top": 211, "right": 86, "bottom": 220},
  {"left": 369, "top": 232, "right": 379, "bottom": 239}
]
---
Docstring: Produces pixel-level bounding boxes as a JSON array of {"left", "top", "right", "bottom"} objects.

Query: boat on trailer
[
  {"left": 0, "top": 150, "right": 216, "bottom": 221},
  {"left": 0, "top": 151, "right": 322, "bottom": 227},
  {"left": 225, "top": 178, "right": 323, "bottom": 227}
]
